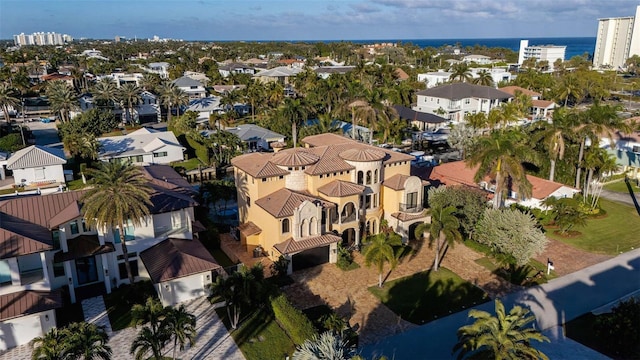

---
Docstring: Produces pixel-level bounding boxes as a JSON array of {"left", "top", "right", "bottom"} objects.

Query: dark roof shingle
[{"left": 140, "top": 238, "right": 221, "bottom": 283}]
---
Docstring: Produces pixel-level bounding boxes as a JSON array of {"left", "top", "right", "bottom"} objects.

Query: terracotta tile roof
[
  {"left": 391, "top": 210, "right": 429, "bottom": 222},
  {"left": 53, "top": 235, "right": 115, "bottom": 263},
  {"left": 526, "top": 175, "right": 567, "bottom": 199},
  {"left": 255, "top": 189, "right": 335, "bottom": 218},
  {"left": 231, "top": 153, "right": 290, "bottom": 178},
  {"left": 499, "top": 86, "right": 541, "bottom": 97},
  {"left": 274, "top": 234, "right": 341, "bottom": 254},
  {"left": 383, "top": 174, "right": 410, "bottom": 190},
  {"left": 192, "top": 220, "right": 207, "bottom": 233},
  {"left": 302, "top": 133, "right": 356, "bottom": 147},
  {"left": 339, "top": 148, "right": 386, "bottom": 162},
  {"left": 238, "top": 221, "right": 262, "bottom": 237},
  {"left": 0, "top": 290, "right": 62, "bottom": 321},
  {"left": 531, "top": 99, "right": 555, "bottom": 108},
  {"left": 395, "top": 68, "right": 409, "bottom": 81},
  {"left": 271, "top": 148, "right": 320, "bottom": 166},
  {"left": 140, "top": 238, "right": 221, "bottom": 283},
  {"left": 317, "top": 180, "right": 365, "bottom": 197},
  {"left": 6, "top": 145, "right": 67, "bottom": 170}
]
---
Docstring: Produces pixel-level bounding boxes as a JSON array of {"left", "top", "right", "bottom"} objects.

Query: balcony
[
  {"left": 20, "top": 268, "right": 44, "bottom": 285},
  {"left": 399, "top": 203, "right": 424, "bottom": 213},
  {"left": 154, "top": 224, "right": 190, "bottom": 239},
  {"left": 334, "top": 213, "right": 357, "bottom": 225}
]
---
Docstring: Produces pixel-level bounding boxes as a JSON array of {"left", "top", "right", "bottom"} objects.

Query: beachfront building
[
  {"left": 518, "top": 40, "right": 566, "bottom": 70},
  {"left": 231, "top": 133, "right": 428, "bottom": 272},
  {"left": 413, "top": 83, "right": 512, "bottom": 123},
  {"left": 593, "top": 5, "right": 640, "bottom": 69}
]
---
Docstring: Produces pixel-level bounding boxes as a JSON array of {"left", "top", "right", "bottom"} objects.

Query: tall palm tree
[
  {"left": 31, "top": 327, "right": 67, "bottom": 360},
  {"left": 165, "top": 305, "right": 197, "bottom": 360},
  {"left": 532, "top": 108, "right": 575, "bottom": 182},
  {"left": 130, "top": 327, "right": 165, "bottom": 360},
  {"left": 63, "top": 132, "right": 100, "bottom": 161},
  {"left": 453, "top": 299, "right": 549, "bottom": 360},
  {"left": 139, "top": 74, "right": 161, "bottom": 93},
  {"left": 131, "top": 297, "right": 171, "bottom": 360},
  {"left": 169, "top": 86, "right": 189, "bottom": 119},
  {"left": 81, "top": 161, "right": 153, "bottom": 284},
  {"left": 473, "top": 69, "right": 494, "bottom": 87},
  {"left": 449, "top": 63, "right": 472, "bottom": 83},
  {"left": 556, "top": 73, "right": 584, "bottom": 107},
  {"left": 118, "top": 83, "right": 141, "bottom": 125},
  {"left": 292, "top": 332, "right": 351, "bottom": 360},
  {"left": 46, "top": 80, "right": 77, "bottom": 122},
  {"left": 362, "top": 232, "right": 403, "bottom": 287},
  {"left": 415, "top": 205, "right": 461, "bottom": 272},
  {"left": 467, "top": 130, "right": 534, "bottom": 209},
  {"left": 281, "top": 97, "right": 309, "bottom": 148},
  {"left": 0, "top": 82, "right": 20, "bottom": 121},
  {"left": 92, "top": 78, "right": 119, "bottom": 110},
  {"left": 64, "top": 322, "right": 112, "bottom": 360}
]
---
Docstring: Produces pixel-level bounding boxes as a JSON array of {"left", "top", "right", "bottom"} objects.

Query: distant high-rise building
[
  {"left": 518, "top": 40, "right": 566, "bottom": 70},
  {"left": 12, "top": 31, "right": 72, "bottom": 46},
  {"left": 593, "top": 6, "right": 640, "bottom": 69}
]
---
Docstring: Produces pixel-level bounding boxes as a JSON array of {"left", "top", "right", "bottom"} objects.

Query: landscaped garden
[
  {"left": 368, "top": 268, "right": 489, "bottom": 325},
  {"left": 103, "top": 280, "right": 157, "bottom": 330}
]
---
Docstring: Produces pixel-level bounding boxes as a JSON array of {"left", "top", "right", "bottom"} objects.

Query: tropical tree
[
  {"left": 453, "top": 299, "right": 549, "bottom": 360},
  {"left": 0, "top": 82, "right": 20, "bottom": 122},
  {"left": 415, "top": 205, "right": 461, "bottom": 272},
  {"left": 92, "top": 78, "right": 119, "bottom": 109},
  {"left": 281, "top": 97, "right": 309, "bottom": 148},
  {"left": 118, "top": 83, "right": 142, "bottom": 125},
  {"left": 292, "top": 331, "right": 352, "bottom": 360},
  {"left": 473, "top": 69, "right": 494, "bottom": 86},
  {"left": 555, "top": 73, "right": 584, "bottom": 106},
  {"left": 63, "top": 132, "right": 100, "bottom": 161},
  {"left": 139, "top": 74, "right": 161, "bottom": 92},
  {"left": 131, "top": 297, "right": 171, "bottom": 360},
  {"left": 158, "top": 82, "right": 188, "bottom": 123},
  {"left": 31, "top": 327, "right": 68, "bottom": 360},
  {"left": 362, "top": 232, "right": 403, "bottom": 287},
  {"left": 81, "top": 161, "right": 153, "bottom": 283},
  {"left": 531, "top": 108, "right": 575, "bottom": 182},
  {"left": 449, "top": 63, "right": 472, "bottom": 83},
  {"left": 64, "top": 322, "right": 112, "bottom": 360},
  {"left": 46, "top": 80, "right": 77, "bottom": 122},
  {"left": 467, "top": 130, "right": 534, "bottom": 209},
  {"left": 165, "top": 305, "right": 197, "bottom": 360}
]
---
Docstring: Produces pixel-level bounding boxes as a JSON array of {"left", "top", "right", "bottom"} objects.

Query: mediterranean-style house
[
  {"left": 230, "top": 133, "right": 429, "bottom": 272},
  {"left": 0, "top": 165, "right": 217, "bottom": 351},
  {"left": 428, "top": 160, "right": 579, "bottom": 209},
  {"left": 413, "top": 83, "right": 512, "bottom": 123},
  {"left": 97, "top": 127, "right": 185, "bottom": 165}
]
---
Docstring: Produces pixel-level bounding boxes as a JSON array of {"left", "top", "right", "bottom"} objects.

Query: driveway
[{"left": 24, "top": 120, "right": 61, "bottom": 146}]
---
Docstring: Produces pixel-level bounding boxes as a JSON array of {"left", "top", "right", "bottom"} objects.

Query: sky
[{"left": 1, "top": 0, "right": 639, "bottom": 41}]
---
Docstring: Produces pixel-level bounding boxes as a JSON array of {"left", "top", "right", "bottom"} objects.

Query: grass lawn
[
  {"left": 171, "top": 158, "right": 204, "bottom": 172},
  {"left": 369, "top": 267, "right": 489, "bottom": 325},
  {"left": 66, "top": 178, "right": 87, "bottom": 190},
  {"left": 546, "top": 199, "right": 640, "bottom": 255},
  {"left": 104, "top": 281, "right": 157, "bottom": 331},
  {"left": 603, "top": 180, "right": 640, "bottom": 193},
  {"left": 216, "top": 307, "right": 296, "bottom": 360}
]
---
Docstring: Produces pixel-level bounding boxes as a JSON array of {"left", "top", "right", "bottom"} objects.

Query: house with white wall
[
  {"left": 462, "top": 54, "right": 492, "bottom": 65},
  {"left": 97, "top": 128, "right": 185, "bottom": 165},
  {"left": 6, "top": 145, "right": 67, "bottom": 189},
  {"left": 172, "top": 76, "right": 207, "bottom": 100}
]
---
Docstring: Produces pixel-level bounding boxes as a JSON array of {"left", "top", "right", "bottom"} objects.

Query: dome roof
[
  {"left": 271, "top": 148, "right": 320, "bottom": 166},
  {"left": 339, "top": 148, "right": 386, "bottom": 162}
]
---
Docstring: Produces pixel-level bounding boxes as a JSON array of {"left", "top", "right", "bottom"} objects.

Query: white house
[
  {"left": 0, "top": 165, "right": 218, "bottom": 350},
  {"left": 253, "top": 66, "right": 303, "bottom": 84},
  {"left": 97, "top": 128, "right": 185, "bottom": 165},
  {"left": 218, "top": 63, "right": 257, "bottom": 78},
  {"left": 417, "top": 71, "right": 451, "bottom": 88},
  {"left": 147, "top": 62, "right": 170, "bottom": 79},
  {"left": 172, "top": 76, "right": 207, "bottom": 100},
  {"left": 187, "top": 96, "right": 223, "bottom": 123},
  {"left": 462, "top": 54, "right": 493, "bottom": 65},
  {"left": 78, "top": 91, "right": 160, "bottom": 124},
  {"left": 499, "top": 86, "right": 556, "bottom": 120},
  {"left": 6, "top": 145, "right": 67, "bottom": 189},
  {"left": 413, "top": 83, "right": 512, "bottom": 123},
  {"left": 208, "top": 124, "right": 285, "bottom": 151}
]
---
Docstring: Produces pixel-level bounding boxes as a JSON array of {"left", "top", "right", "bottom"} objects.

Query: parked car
[{"left": 423, "top": 128, "right": 450, "bottom": 142}]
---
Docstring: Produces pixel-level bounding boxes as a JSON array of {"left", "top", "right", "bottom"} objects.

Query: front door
[{"left": 76, "top": 257, "right": 98, "bottom": 285}]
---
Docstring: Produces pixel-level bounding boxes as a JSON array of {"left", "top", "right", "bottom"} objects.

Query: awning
[{"left": 54, "top": 235, "right": 115, "bottom": 263}]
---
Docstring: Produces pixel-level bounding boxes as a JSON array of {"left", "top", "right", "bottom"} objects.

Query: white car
[{"left": 423, "top": 128, "right": 450, "bottom": 142}]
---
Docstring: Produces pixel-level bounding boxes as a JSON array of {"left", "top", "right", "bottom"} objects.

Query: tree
[
  {"left": 119, "top": 83, "right": 141, "bottom": 125},
  {"left": 31, "top": 327, "right": 68, "bottom": 360},
  {"left": 282, "top": 97, "right": 309, "bottom": 148},
  {"left": 0, "top": 82, "right": 20, "bottom": 122},
  {"left": 474, "top": 208, "right": 548, "bottom": 265},
  {"left": 131, "top": 297, "right": 171, "bottom": 360},
  {"left": 467, "top": 130, "right": 534, "bottom": 209},
  {"left": 362, "top": 232, "right": 402, "bottom": 287},
  {"left": 531, "top": 108, "right": 575, "bottom": 182},
  {"left": 165, "top": 305, "right": 197, "bottom": 360},
  {"left": 473, "top": 70, "right": 494, "bottom": 86},
  {"left": 449, "top": 63, "right": 472, "bottom": 83},
  {"left": 158, "top": 82, "right": 188, "bottom": 123},
  {"left": 415, "top": 205, "right": 461, "bottom": 272},
  {"left": 453, "top": 299, "right": 549, "bottom": 360},
  {"left": 447, "top": 124, "right": 476, "bottom": 159},
  {"left": 46, "top": 80, "right": 77, "bottom": 122},
  {"left": 292, "top": 331, "right": 352, "bottom": 360},
  {"left": 595, "top": 297, "right": 640, "bottom": 359},
  {"left": 81, "top": 161, "right": 153, "bottom": 284},
  {"left": 64, "top": 322, "right": 112, "bottom": 360},
  {"left": 427, "top": 186, "right": 488, "bottom": 239},
  {"left": 92, "top": 78, "right": 119, "bottom": 109},
  {"left": 542, "top": 197, "right": 588, "bottom": 235}
]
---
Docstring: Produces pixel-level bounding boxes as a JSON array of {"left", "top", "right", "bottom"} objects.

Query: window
[
  {"left": 70, "top": 220, "right": 79, "bottom": 235},
  {"left": 374, "top": 169, "right": 378, "bottom": 184},
  {"left": 113, "top": 223, "right": 135, "bottom": 243},
  {"left": 282, "top": 218, "right": 290, "bottom": 234},
  {"left": 118, "top": 260, "right": 139, "bottom": 279},
  {"left": 465, "top": 98, "right": 470, "bottom": 104},
  {"left": 0, "top": 260, "right": 11, "bottom": 286},
  {"left": 366, "top": 171, "right": 372, "bottom": 185},
  {"left": 357, "top": 171, "right": 364, "bottom": 185},
  {"left": 247, "top": 196, "right": 251, "bottom": 207},
  {"left": 130, "top": 155, "right": 143, "bottom": 163},
  {"left": 82, "top": 219, "right": 90, "bottom": 232},
  {"left": 406, "top": 192, "right": 418, "bottom": 207},
  {"left": 262, "top": 178, "right": 267, "bottom": 182},
  {"left": 53, "top": 263, "right": 65, "bottom": 277},
  {"left": 153, "top": 152, "right": 168, "bottom": 158}
]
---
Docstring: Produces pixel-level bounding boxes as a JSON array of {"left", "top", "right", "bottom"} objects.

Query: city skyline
[{"left": 1, "top": 0, "right": 639, "bottom": 41}]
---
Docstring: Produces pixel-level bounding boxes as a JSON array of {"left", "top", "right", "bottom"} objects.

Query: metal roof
[{"left": 6, "top": 145, "right": 66, "bottom": 170}]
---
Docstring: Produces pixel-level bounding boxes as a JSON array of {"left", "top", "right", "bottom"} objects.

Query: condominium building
[
  {"left": 593, "top": 6, "right": 640, "bottom": 69},
  {"left": 518, "top": 40, "right": 566, "bottom": 70},
  {"left": 13, "top": 32, "right": 72, "bottom": 46}
]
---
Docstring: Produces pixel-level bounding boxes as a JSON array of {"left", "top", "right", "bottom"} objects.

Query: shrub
[
  {"left": 270, "top": 294, "right": 317, "bottom": 345},
  {"left": 270, "top": 255, "right": 290, "bottom": 278},
  {"left": 336, "top": 244, "right": 358, "bottom": 271},
  {"left": 595, "top": 297, "right": 640, "bottom": 358}
]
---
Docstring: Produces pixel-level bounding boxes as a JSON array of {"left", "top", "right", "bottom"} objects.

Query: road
[
  {"left": 23, "top": 120, "right": 61, "bottom": 146},
  {"left": 362, "top": 248, "right": 640, "bottom": 359}
]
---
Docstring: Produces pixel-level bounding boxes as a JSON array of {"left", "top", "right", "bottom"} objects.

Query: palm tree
[
  {"left": 64, "top": 322, "right": 112, "bottom": 360},
  {"left": 170, "top": 86, "right": 189, "bottom": 118},
  {"left": 556, "top": 73, "right": 584, "bottom": 107},
  {"left": 292, "top": 332, "right": 352, "bottom": 360},
  {"left": 63, "top": 132, "right": 100, "bottom": 161},
  {"left": 473, "top": 70, "right": 494, "bottom": 86},
  {"left": 449, "top": 63, "right": 472, "bottom": 83},
  {"left": 362, "top": 232, "right": 403, "bottom": 287},
  {"left": 139, "top": 74, "right": 161, "bottom": 92},
  {"left": 452, "top": 299, "right": 549, "bottom": 360},
  {"left": 467, "top": 130, "right": 534, "bottom": 209},
  {"left": 281, "top": 97, "right": 309, "bottom": 148},
  {"left": 118, "top": 83, "right": 141, "bottom": 125},
  {"left": 415, "top": 205, "right": 461, "bottom": 272},
  {"left": 46, "top": 80, "right": 77, "bottom": 122},
  {"left": 92, "top": 78, "right": 119, "bottom": 110},
  {"left": 0, "top": 82, "right": 20, "bottom": 122},
  {"left": 131, "top": 297, "right": 171, "bottom": 360},
  {"left": 131, "top": 327, "right": 166, "bottom": 360},
  {"left": 165, "top": 305, "right": 197, "bottom": 360},
  {"left": 31, "top": 327, "right": 67, "bottom": 360},
  {"left": 532, "top": 108, "right": 574, "bottom": 182},
  {"left": 81, "top": 161, "right": 153, "bottom": 284}
]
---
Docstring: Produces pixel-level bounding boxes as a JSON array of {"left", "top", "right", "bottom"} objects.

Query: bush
[
  {"left": 595, "top": 297, "right": 640, "bottom": 358},
  {"left": 270, "top": 294, "right": 317, "bottom": 345},
  {"left": 336, "top": 244, "right": 359, "bottom": 271}
]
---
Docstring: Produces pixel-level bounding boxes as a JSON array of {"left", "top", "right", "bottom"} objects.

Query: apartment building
[
  {"left": 593, "top": 6, "right": 640, "bottom": 69},
  {"left": 518, "top": 40, "right": 566, "bottom": 70}
]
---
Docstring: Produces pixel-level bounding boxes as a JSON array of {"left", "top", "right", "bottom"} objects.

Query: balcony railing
[
  {"left": 154, "top": 224, "right": 190, "bottom": 239},
  {"left": 20, "top": 268, "right": 44, "bottom": 285},
  {"left": 334, "top": 213, "right": 357, "bottom": 224},
  {"left": 399, "top": 203, "right": 424, "bottom": 213}
]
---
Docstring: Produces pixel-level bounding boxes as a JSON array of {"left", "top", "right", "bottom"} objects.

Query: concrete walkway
[
  {"left": 0, "top": 296, "right": 244, "bottom": 360},
  {"left": 362, "top": 248, "right": 640, "bottom": 359},
  {"left": 600, "top": 188, "right": 640, "bottom": 207}
]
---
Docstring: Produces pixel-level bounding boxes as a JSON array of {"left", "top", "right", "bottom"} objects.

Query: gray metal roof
[
  {"left": 98, "top": 128, "right": 184, "bottom": 158},
  {"left": 416, "top": 83, "right": 512, "bottom": 100},
  {"left": 226, "top": 124, "right": 285, "bottom": 142},
  {"left": 6, "top": 145, "right": 66, "bottom": 170},
  {"left": 171, "top": 76, "right": 203, "bottom": 88}
]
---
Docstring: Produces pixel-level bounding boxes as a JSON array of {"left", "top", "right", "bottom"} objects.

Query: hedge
[{"left": 270, "top": 294, "right": 317, "bottom": 345}]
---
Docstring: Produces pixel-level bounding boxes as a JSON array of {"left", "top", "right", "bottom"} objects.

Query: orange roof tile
[
  {"left": 383, "top": 174, "right": 410, "bottom": 190},
  {"left": 255, "top": 189, "right": 335, "bottom": 218},
  {"left": 499, "top": 86, "right": 541, "bottom": 97},
  {"left": 274, "top": 234, "right": 341, "bottom": 254},
  {"left": 317, "top": 180, "right": 365, "bottom": 197},
  {"left": 531, "top": 99, "right": 555, "bottom": 108},
  {"left": 238, "top": 221, "right": 262, "bottom": 237}
]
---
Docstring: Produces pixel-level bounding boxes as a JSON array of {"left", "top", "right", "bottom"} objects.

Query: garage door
[{"left": 292, "top": 246, "right": 329, "bottom": 271}]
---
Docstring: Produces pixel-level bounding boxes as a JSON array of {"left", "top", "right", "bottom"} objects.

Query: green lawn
[
  {"left": 216, "top": 307, "right": 296, "bottom": 360},
  {"left": 104, "top": 281, "right": 157, "bottom": 331},
  {"left": 369, "top": 267, "right": 489, "bottom": 325},
  {"left": 66, "top": 178, "right": 87, "bottom": 190},
  {"left": 171, "top": 158, "right": 204, "bottom": 172},
  {"left": 546, "top": 199, "right": 640, "bottom": 255},
  {"left": 603, "top": 180, "right": 639, "bottom": 193}
]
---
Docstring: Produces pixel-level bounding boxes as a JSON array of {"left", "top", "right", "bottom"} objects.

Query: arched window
[
  {"left": 282, "top": 218, "right": 290, "bottom": 234},
  {"left": 310, "top": 217, "right": 317, "bottom": 236},
  {"left": 357, "top": 171, "right": 364, "bottom": 185},
  {"left": 374, "top": 169, "right": 378, "bottom": 183},
  {"left": 366, "top": 171, "right": 372, "bottom": 185},
  {"left": 300, "top": 219, "right": 308, "bottom": 237}
]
